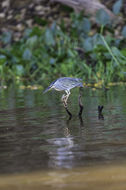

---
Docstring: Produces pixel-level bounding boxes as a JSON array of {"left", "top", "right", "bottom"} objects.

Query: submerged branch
[{"left": 78, "top": 87, "right": 83, "bottom": 117}]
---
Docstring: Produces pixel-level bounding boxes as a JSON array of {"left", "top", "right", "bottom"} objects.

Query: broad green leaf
[
  {"left": 82, "top": 18, "right": 91, "bottom": 33},
  {"left": 96, "top": 9, "right": 110, "bottom": 26},
  {"left": 112, "top": 0, "right": 122, "bottom": 15},
  {"left": 2, "top": 31, "right": 12, "bottom": 44},
  {"left": 0, "top": 55, "right": 6, "bottom": 65},
  {"left": 15, "top": 65, "right": 24, "bottom": 76},
  {"left": 49, "top": 58, "right": 56, "bottom": 65},
  {"left": 11, "top": 56, "right": 19, "bottom": 64},
  {"left": 122, "top": 26, "right": 126, "bottom": 38},
  {"left": 45, "top": 29, "right": 55, "bottom": 46},
  {"left": 83, "top": 37, "right": 93, "bottom": 52},
  {"left": 23, "top": 48, "right": 32, "bottom": 60},
  {"left": 121, "top": 72, "right": 126, "bottom": 76},
  {"left": 0, "top": 55, "right": 6, "bottom": 59},
  {"left": 121, "top": 48, "right": 126, "bottom": 56},
  {"left": 50, "top": 22, "right": 57, "bottom": 34},
  {"left": 26, "top": 36, "right": 38, "bottom": 47},
  {"left": 112, "top": 47, "right": 126, "bottom": 62},
  {"left": 24, "top": 28, "right": 33, "bottom": 38},
  {"left": 92, "top": 34, "right": 104, "bottom": 46}
]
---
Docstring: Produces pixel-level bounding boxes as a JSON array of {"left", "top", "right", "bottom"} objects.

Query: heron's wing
[
  {"left": 59, "top": 77, "right": 82, "bottom": 82},
  {"left": 57, "top": 77, "right": 83, "bottom": 89}
]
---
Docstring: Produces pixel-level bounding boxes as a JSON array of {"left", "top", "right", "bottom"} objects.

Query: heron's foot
[
  {"left": 63, "top": 99, "right": 68, "bottom": 108},
  {"left": 61, "top": 94, "right": 66, "bottom": 101},
  {"left": 63, "top": 102, "right": 68, "bottom": 108}
]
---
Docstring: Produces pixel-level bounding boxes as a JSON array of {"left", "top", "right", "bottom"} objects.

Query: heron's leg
[
  {"left": 61, "top": 94, "right": 67, "bottom": 105},
  {"left": 61, "top": 94, "right": 66, "bottom": 101},
  {"left": 61, "top": 90, "right": 70, "bottom": 107},
  {"left": 61, "top": 90, "right": 72, "bottom": 118},
  {"left": 64, "top": 90, "right": 70, "bottom": 105},
  {"left": 61, "top": 94, "right": 67, "bottom": 108}
]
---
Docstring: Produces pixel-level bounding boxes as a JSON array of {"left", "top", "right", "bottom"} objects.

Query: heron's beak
[{"left": 43, "top": 87, "right": 51, "bottom": 94}]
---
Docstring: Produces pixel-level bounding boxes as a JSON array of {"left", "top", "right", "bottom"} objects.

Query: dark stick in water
[
  {"left": 98, "top": 105, "right": 104, "bottom": 120},
  {"left": 78, "top": 87, "right": 83, "bottom": 117},
  {"left": 65, "top": 107, "right": 72, "bottom": 119}
]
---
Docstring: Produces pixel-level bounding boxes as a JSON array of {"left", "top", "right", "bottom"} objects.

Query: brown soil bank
[{"left": 0, "top": 0, "right": 125, "bottom": 42}]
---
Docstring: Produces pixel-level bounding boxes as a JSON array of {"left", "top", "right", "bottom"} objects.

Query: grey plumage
[{"left": 43, "top": 77, "right": 83, "bottom": 93}]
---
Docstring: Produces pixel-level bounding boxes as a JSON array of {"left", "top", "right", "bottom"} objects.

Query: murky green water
[{"left": 0, "top": 85, "right": 126, "bottom": 189}]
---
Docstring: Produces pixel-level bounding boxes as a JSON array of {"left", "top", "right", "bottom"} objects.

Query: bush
[{"left": 0, "top": 6, "right": 126, "bottom": 87}]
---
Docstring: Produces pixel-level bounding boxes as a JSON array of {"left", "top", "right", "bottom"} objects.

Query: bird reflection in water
[
  {"left": 47, "top": 97, "right": 84, "bottom": 169},
  {"left": 66, "top": 113, "right": 84, "bottom": 127},
  {"left": 47, "top": 113, "right": 85, "bottom": 169},
  {"left": 47, "top": 131, "right": 74, "bottom": 169}
]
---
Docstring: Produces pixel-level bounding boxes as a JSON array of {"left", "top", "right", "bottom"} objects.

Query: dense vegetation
[{"left": 0, "top": 2, "right": 126, "bottom": 87}]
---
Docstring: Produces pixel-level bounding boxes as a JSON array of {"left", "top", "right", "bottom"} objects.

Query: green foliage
[
  {"left": 96, "top": 9, "right": 110, "bottom": 26},
  {"left": 1, "top": 31, "right": 12, "bottom": 44},
  {"left": 112, "top": 0, "right": 123, "bottom": 15},
  {"left": 122, "top": 26, "right": 126, "bottom": 38},
  {"left": 0, "top": 7, "right": 126, "bottom": 87}
]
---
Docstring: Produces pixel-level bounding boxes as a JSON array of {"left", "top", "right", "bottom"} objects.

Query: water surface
[{"left": 0, "top": 85, "right": 126, "bottom": 189}]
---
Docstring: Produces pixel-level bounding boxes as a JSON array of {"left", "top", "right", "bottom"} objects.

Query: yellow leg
[
  {"left": 61, "top": 90, "right": 70, "bottom": 107},
  {"left": 65, "top": 90, "right": 70, "bottom": 105}
]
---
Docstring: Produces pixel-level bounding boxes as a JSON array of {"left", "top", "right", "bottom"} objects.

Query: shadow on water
[{"left": 0, "top": 85, "right": 126, "bottom": 178}]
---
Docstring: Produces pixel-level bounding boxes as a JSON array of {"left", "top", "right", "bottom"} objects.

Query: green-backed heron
[{"left": 43, "top": 77, "right": 83, "bottom": 111}]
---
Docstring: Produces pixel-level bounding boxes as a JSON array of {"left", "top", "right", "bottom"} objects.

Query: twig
[
  {"left": 98, "top": 105, "right": 104, "bottom": 120},
  {"left": 78, "top": 87, "right": 83, "bottom": 116},
  {"left": 65, "top": 106, "right": 72, "bottom": 118}
]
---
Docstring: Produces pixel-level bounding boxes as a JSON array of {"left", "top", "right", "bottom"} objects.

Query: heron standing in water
[{"left": 43, "top": 77, "right": 84, "bottom": 117}]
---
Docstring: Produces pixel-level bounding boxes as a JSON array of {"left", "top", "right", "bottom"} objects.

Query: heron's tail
[{"left": 43, "top": 86, "right": 52, "bottom": 94}]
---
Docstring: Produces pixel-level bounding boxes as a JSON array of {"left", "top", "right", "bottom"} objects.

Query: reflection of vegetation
[{"left": 0, "top": 6, "right": 126, "bottom": 87}]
